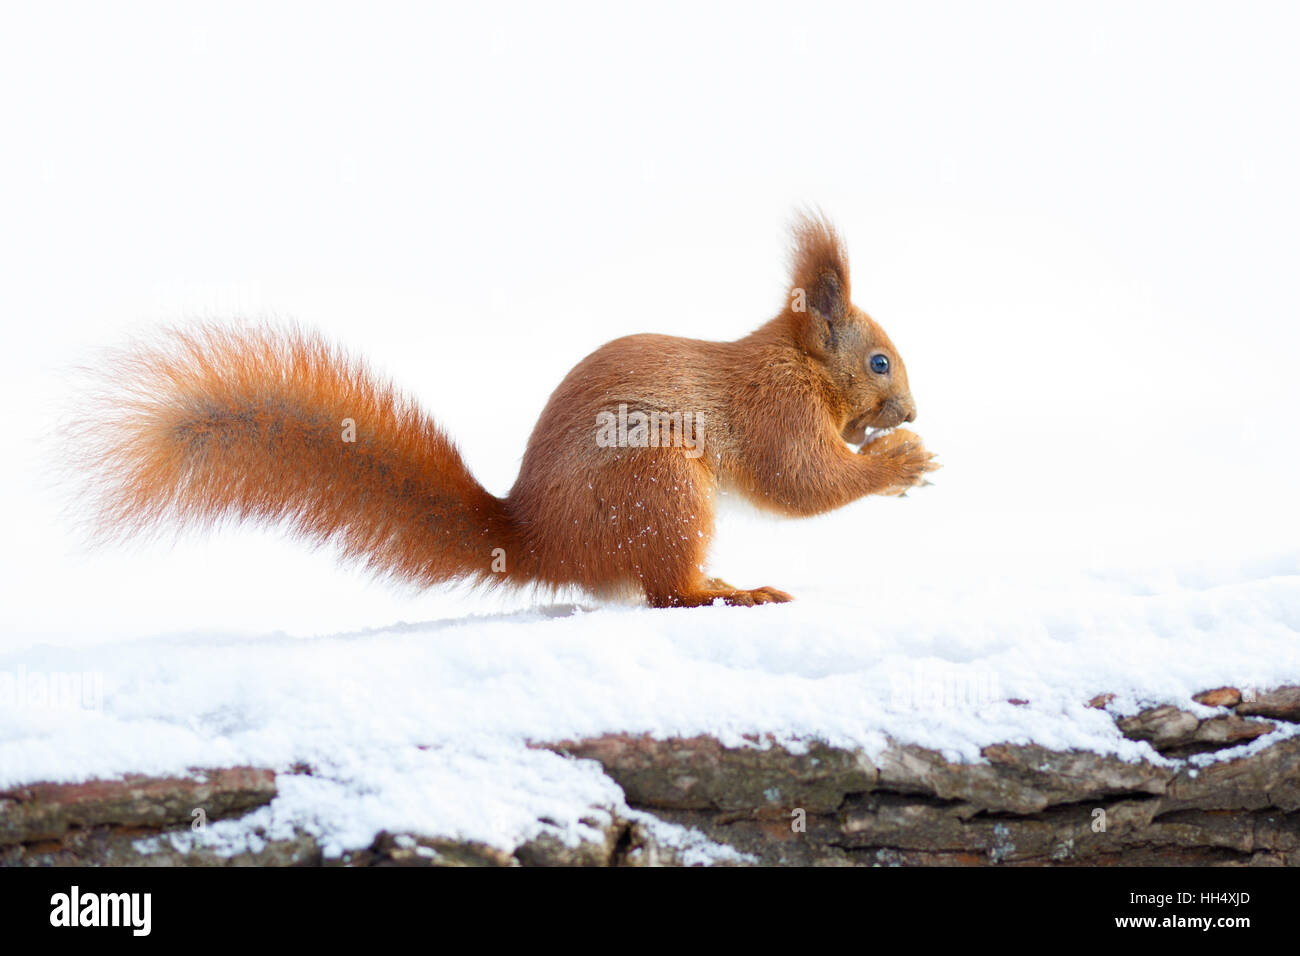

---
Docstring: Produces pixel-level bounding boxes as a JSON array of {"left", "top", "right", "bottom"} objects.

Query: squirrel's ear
[{"left": 787, "top": 211, "right": 851, "bottom": 351}]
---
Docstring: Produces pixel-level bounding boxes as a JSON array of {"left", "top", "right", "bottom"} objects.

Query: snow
[{"left": 2, "top": 541, "right": 1297, "bottom": 859}]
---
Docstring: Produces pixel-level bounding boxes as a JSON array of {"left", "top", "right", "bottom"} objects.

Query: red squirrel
[{"left": 76, "top": 213, "right": 938, "bottom": 607}]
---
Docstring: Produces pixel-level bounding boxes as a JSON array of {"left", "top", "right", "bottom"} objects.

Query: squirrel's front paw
[{"left": 859, "top": 428, "right": 940, "bottom": 496}]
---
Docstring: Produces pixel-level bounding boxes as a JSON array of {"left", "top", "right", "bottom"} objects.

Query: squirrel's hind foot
[
  {"left": 647, "top": 582, "right": 793, "bottom": 608},
  {"left": 722, "top": 585, "right": 793, "bottom": 607}
]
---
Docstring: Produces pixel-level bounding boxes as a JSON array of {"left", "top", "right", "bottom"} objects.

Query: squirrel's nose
[{"left": 904, "top": 409, "right": 916, "bottom": 423}]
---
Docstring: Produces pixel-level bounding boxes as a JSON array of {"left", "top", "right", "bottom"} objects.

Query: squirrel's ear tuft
[{"left": 787, "top": 210, "right": 851, "bottom": 328}]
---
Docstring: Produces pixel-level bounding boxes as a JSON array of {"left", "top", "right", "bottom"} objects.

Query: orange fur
[{"left": 72, "top": 214, "right": 937, "bottom": 606}]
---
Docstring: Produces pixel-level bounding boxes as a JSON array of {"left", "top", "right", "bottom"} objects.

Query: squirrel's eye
[{"left": 869, "top": 353, "right": 890, "bottom": 375}]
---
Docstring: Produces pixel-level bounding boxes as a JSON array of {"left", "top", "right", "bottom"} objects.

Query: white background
[{"left": 3, "top": 1, "right": 1298, "bottom": 641}]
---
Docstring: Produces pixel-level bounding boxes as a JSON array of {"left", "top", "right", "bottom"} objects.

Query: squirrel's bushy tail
[{"left": 71, "top": 324, "right": 516, "bottom": 590}]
